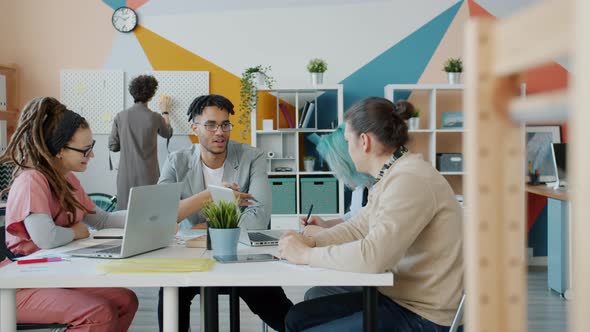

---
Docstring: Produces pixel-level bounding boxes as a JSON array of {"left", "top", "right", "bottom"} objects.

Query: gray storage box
[
  {"left": 436, "top": 153, "right": 463, "bottom": 172},
  {"left": 269, "top": 177, "right": 296, "bottom": 214},
  {"left": 300, "top": 177, "right": 338, "bottom": 214}
]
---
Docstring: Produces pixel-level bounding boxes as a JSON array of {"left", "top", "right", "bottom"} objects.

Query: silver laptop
[
  {"left": 67, "top": 183, "right": 181, "bottom": 258},
  {"left": 239, "top": 229, "right": 288, "bottom": 247}
]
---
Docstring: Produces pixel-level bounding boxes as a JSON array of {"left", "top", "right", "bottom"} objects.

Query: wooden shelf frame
[{"left": 464, "top": 1, "right": 588, "bottom": 331}]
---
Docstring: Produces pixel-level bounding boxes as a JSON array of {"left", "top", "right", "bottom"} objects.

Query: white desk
[{"left": 0, "top": 239, "right": 393, "bottom": 332}]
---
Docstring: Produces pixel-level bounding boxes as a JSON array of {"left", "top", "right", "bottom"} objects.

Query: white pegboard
[
  {"left": 61, "top": 70, "right": 209, "bottom": 135},
  {"left": 60, "top": 70, "right": 125, "bottom": 134},
  {"left": 144, "top": 71, "right": 209, "bottom": 135}
]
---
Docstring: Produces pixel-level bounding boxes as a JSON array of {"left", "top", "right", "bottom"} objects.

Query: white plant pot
[
  {"left": 310, "top": 72, "right": 324, "bottom": 85},
  {"left": 304, "top": 160, "right": 315, "bottom": 172},
  {"left": 254, "top": 72, "right": 266, "bottom": 88},
  {"left": 408, "top": 117, "right": 420, "bottom": 130},
  {"left": 447, "top": 72, "right": 461, "bottom": 84}
]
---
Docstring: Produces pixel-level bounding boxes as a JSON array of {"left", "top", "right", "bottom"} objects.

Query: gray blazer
[{"left": 158, "top": 141, "right": 271, "bottom": 230}]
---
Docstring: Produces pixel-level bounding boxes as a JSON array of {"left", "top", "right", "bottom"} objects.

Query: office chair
[
  {"left": 0, "top": 226, "right": 69, "bottom": 332},
  {"left": 88, "top": 193, "right": 117, "bottom": 212},
  {"left": 449, "top": 293, "right": 466, "bottom": 332}
]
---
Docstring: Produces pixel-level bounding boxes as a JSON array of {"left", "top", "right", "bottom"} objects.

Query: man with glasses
[
  {"left": 108, "top": 75, "right": 173, "bottom": 210},
  {"left": 156, "top": 94, "right": 292, "bottom": 332}
]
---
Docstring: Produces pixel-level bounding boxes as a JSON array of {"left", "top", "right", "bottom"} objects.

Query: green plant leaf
[
  {"left": 201, "top": 199, "right": 241, "bottom": 229},
  {"left": 307, "top": 58, "right": 328, "bottom": 73},
  {"left": 442, "top": 57, "right": 463, "bottom": 73},
  {"left": 239, "top": 65, "right": 275, "bottom": 140}
]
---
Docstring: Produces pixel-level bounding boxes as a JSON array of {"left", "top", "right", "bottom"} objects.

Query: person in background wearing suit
[
  {"left": 109, "top": 74, "right": 173, "bottom": 210},
  {"left": 156, "top": 94, "right": 293, "bottom": 332},
  {"left": 280, "top": 97, "right": 463, "bottom": 332}
]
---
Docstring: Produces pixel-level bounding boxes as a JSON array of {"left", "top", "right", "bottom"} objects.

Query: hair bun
[{"left": 393, "top": 100, "right": 414, "bottom": 121}]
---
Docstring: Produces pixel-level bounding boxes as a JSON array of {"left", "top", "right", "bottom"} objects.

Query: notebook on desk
[{"left": 66, "top": 183, "right": 181, "bottom": 259}]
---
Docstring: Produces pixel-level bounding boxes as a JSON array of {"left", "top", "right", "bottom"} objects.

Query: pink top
[{"left": 4, "top": 169, "right": 95, "bottom": 256}]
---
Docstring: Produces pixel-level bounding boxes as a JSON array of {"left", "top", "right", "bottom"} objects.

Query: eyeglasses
[
  {"left": 64, "top": 140, "right": 96, "bottom": 157},
  {"left": 195, "top": 122, "right": 233, "bottom": 132}
]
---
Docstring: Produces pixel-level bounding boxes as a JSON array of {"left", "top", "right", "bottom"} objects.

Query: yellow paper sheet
[{"left": 97, "top": 258, "right": 215, "bottom": 274}]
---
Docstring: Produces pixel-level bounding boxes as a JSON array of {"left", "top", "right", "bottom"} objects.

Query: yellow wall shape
[{"left": 134, "top": 25, "right": 277, "bottom": 144}]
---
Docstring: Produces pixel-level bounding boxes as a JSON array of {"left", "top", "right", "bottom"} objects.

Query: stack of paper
[{"left": 97, "top": 258, "right": 215, "bottom": 273}]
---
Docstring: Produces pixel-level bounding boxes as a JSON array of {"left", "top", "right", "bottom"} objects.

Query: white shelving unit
[
  {"left": 384, "top": 84, "right": 464, "bottom": 193},
  {"left": 252, "top": 85, "right": 345, "bottom": 230}
]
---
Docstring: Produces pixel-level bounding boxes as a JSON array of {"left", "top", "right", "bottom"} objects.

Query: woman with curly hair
[
  {"left": 1, "top": 97, "right": 138, "bottom": 331},
  {"left": 109, "top": 74, "right": 173, "bottom": 209}
]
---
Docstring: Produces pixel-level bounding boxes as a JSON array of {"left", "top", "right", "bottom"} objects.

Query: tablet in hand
[{"left": 207, "top": 184, "right": 236, "bottom": 203}]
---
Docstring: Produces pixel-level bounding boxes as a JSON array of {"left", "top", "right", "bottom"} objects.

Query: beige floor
[{"left": 128, "top": 271, "right": 568, "bottom": 332}]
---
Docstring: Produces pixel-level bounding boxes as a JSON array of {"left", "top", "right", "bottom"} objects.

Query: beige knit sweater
[{"left": 309, "top": 153, "right": 463, "bottom": 326}]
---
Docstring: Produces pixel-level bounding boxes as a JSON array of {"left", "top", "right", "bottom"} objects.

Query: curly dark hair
[
  {"left": 129, "top": 75, "right": 158, "bottom": 103},
  {"left": 187, "top": 94, "right": 235, "bottom": 122}
]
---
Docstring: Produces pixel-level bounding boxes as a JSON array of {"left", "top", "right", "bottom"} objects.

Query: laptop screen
[{"left": 552, "top": 143, "right": 567, "bottom": 182}]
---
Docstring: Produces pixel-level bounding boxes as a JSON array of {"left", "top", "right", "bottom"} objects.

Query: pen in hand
[{"left": 304, "top": 204, "right": 314, "bottom": 227}]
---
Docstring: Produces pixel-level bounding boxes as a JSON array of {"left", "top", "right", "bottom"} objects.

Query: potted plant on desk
[{"left": 202, "top": 200, "right": 242, "bottom": 257}]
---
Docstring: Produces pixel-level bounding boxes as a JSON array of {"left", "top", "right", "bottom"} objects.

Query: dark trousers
[
  {"left": 158, "top": 286, "right": 293, "bottom": 332},
  {"left": 285, "top": 291, "right": 453, "bottom": 332}
]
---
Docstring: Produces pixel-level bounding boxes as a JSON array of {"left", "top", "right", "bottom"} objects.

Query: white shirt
[
  {"left": 202, "top": 161, "right": 224, "bottom": 187},
  {"left": 343, "top": 186, "right": 366, "bottom": 221}
]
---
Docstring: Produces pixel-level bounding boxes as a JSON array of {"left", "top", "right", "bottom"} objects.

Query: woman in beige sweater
[{"left": 279, "top": 97, "right": 463, "bottom": 331}]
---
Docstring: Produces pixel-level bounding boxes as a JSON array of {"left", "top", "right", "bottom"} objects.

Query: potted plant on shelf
[
  {"left": 443, "top": 57, "right": 463, "bottom": 84},
  {"left": 408, "top": 108, "right": 420, "bottom": 130},
  {"left": 239, "top": 65, "right": 275, "bottom": 140},
  {"left": 202, "top": 199, "right": 242, "bottom": 257},
  {"left": 303, "top": 156, "right": 316, "bottom": 172},
  {"left": 307, "top": 58, "right": 327, "bottom": 85}
]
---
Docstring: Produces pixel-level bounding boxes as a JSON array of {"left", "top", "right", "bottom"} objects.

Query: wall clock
[{"left": 112, "top": 7, "right": 138, "bottom": 33}]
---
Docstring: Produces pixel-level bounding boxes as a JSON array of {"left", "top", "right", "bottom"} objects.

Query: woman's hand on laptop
[
  {"left": 221, "top": 182, "right": 254, "bottom": 207},
  {"left": 72, "top": 222, "right": 90, "bottom": 240},
  {"left": 277, "top": 231, "right": 316, "bottom": 265}
]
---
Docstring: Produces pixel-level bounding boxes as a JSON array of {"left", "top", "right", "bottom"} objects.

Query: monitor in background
[{"left": 551, "top": 143, "right": 567, "bottom": 188}]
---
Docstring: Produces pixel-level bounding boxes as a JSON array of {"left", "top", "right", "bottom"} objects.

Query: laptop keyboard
[
  {"left": 97, "top": 246, "right": 122, "bottom": 254},
  {"left": 248, "top": 232, "right": 278, "bottom": 242}
]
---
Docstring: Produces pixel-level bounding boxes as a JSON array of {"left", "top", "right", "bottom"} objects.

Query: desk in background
[{"left": 526, "top": 185, "right": 570, "bottom": 298}]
